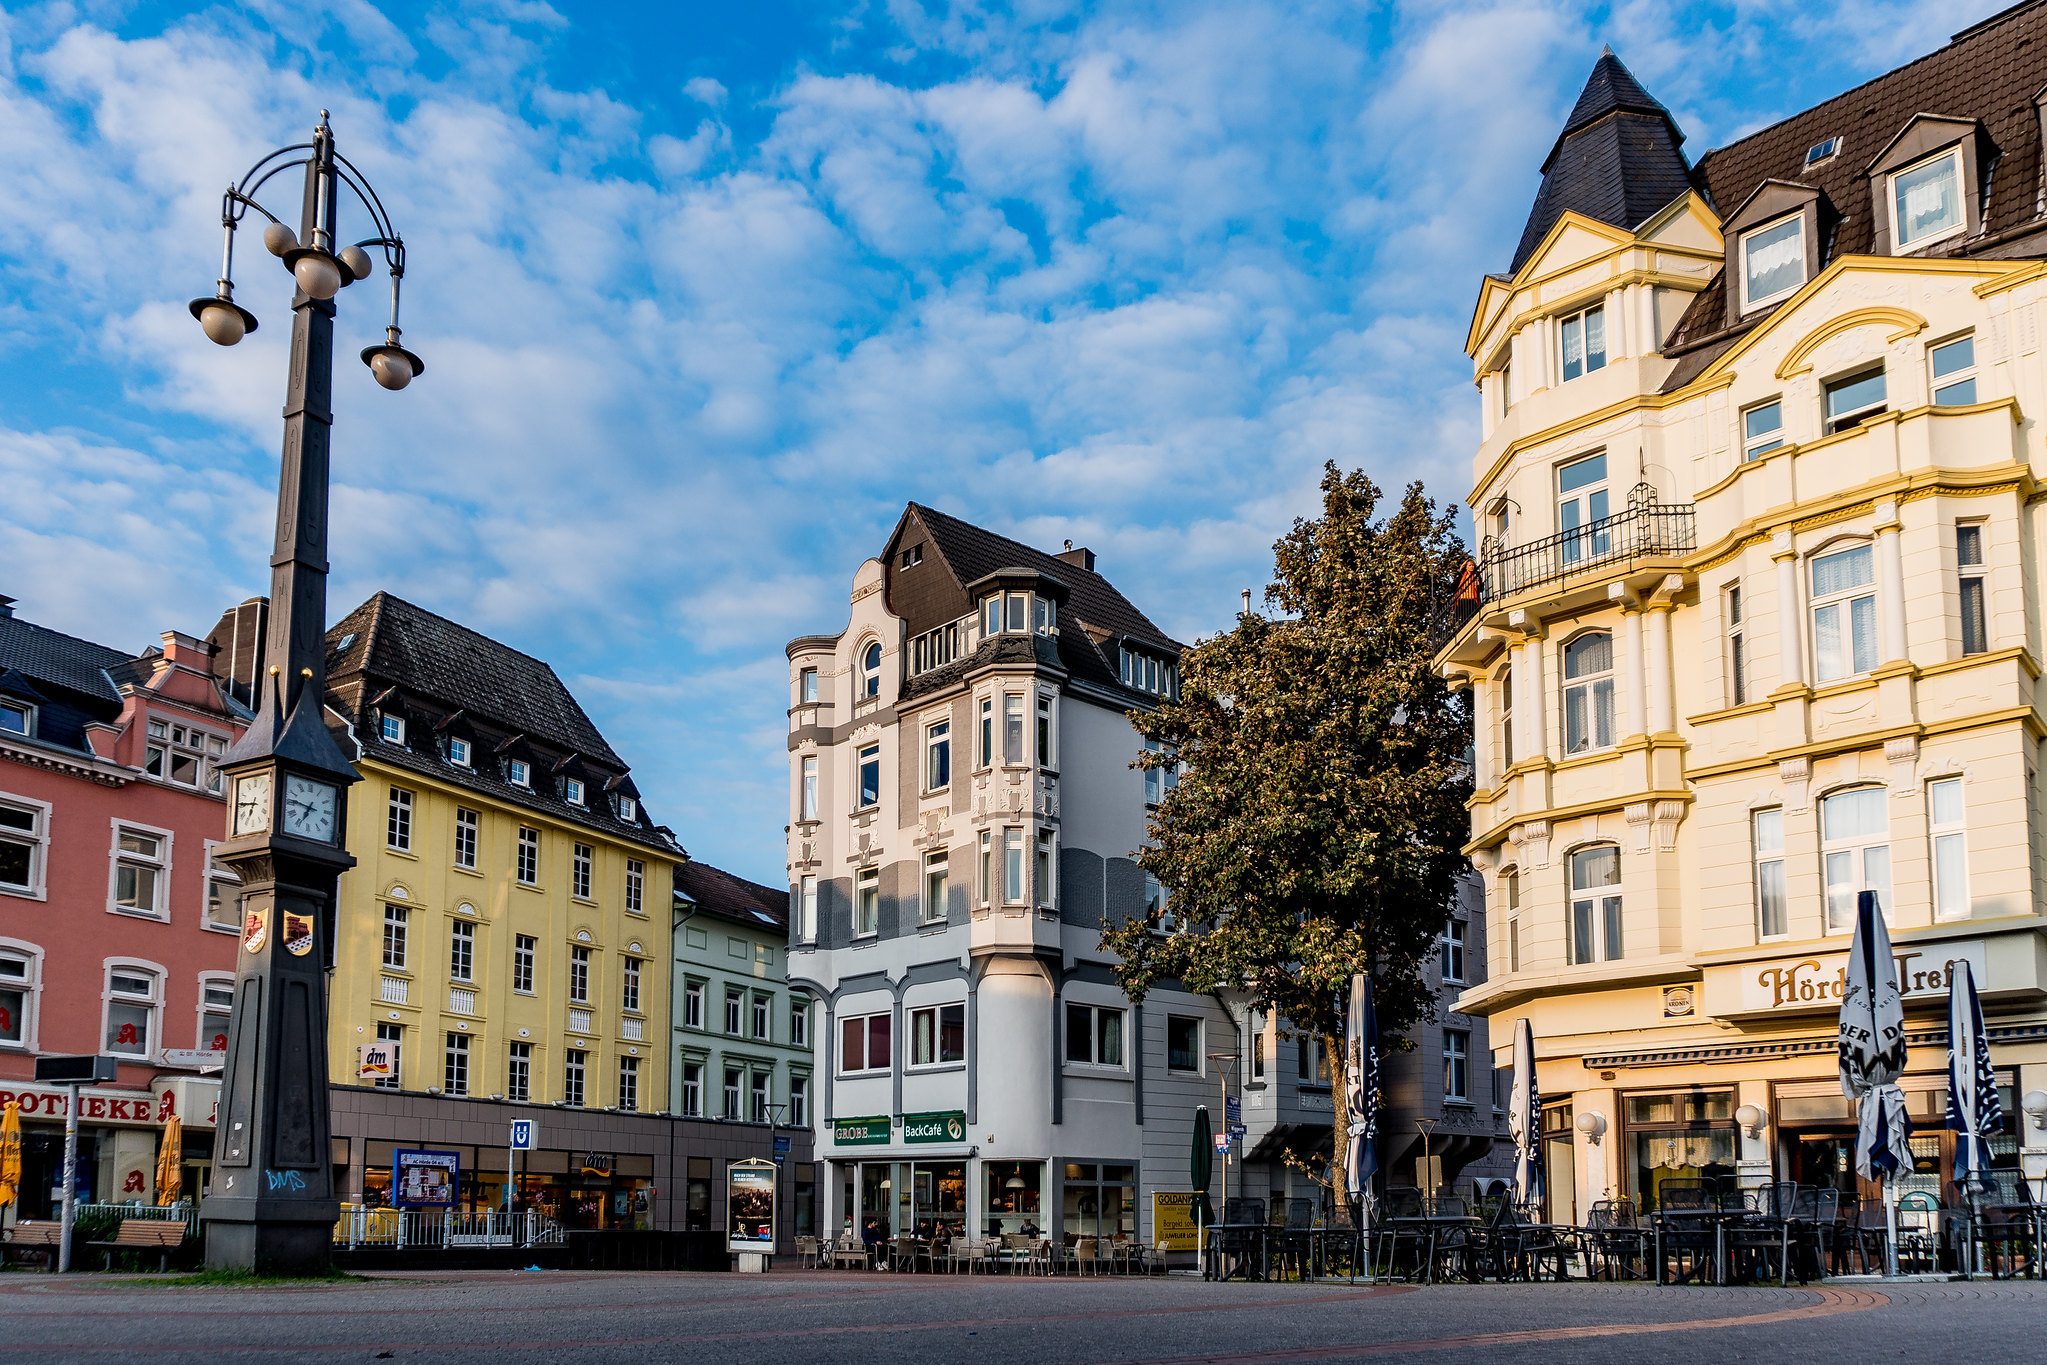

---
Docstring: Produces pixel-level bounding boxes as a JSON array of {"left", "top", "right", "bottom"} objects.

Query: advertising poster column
[{"left": 728, "top": 1158, "right": 778, "bottom": 1273}]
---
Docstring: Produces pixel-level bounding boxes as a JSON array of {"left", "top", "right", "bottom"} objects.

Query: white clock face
[
  {"left": 233, "top": 772, "right": 273, "bottom": 835},
  {"left": 282, "top": 775, "right": 339, "bottom": 843}
]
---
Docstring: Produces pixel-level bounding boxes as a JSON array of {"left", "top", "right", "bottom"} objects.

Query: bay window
[
  {"left": 1568, "top": 845, "right": 1622, "bottom": 965},
  {"left": 1561, "top": 631, "right": 1615, "bottom": 754},
  {"left": 1558, "top": 303, "right": 1607, "bottom": 381},
  {"left": 1811, "top": 544, "right": 1878, "bottom": 681}
]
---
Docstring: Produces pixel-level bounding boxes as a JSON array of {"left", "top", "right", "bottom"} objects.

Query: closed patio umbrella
[
  {"left": 1508, "top": 1018, "right": 1543, "bottom": 1211},
  {"left": 1191, "top": 1105, "right": 1214, "bottom": 1270},
  {"left": 0, "top": 1101, "right": 20, "bottom": 1212},
  {"left": 1946, "top": 957, "right": 2000, "bottom": 1274},
  {"left": 155, "top": 1112, "right": 183, "bottom": 1207},
  {"left": 1346, "top": 973, "right": 1382, "bottom": 1280},
  {"left": 1839, "top": 889, "right": 1909, "bottom": 1275}
]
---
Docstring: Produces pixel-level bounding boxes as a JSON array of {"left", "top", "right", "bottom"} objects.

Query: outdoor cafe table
[
  {"left": 1387, "top": 1212, "right": 1482, "bottom": 1283},
  {"left": 1651, "top": 1207, "right": 1745, "bottom": 1285},
  {"left": 1204, "top": 1224, "right": 1269, "bottom": 1281}
]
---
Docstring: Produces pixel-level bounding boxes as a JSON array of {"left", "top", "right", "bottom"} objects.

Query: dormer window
[
  {"left": 618, "top": 795, "right": 638, "bottom": 822},
  {"left": 1892, "top": 148, "right": 1964, "bottom": 250},
  {"left": 899, "top": 544, "right": 923, "bottom": 569},
  {"left": 1120, "top": 646, "right": 1179, "bottom": 698},
  {"left": 565, "top": 777, "right": 586, "bottom": 807},
  {"left": 1739, "top": 214, "right": 1806, "bottom": 311},
  {"left": 860, "top": 641, "right": 883, "bottom": 698},
  {"left": 380, "top": 713, "right": 406, "bottom": 745},
  {"left": 1034, "top": 597, "right": 1056, "bottom": 634},
  {"left": 0, "top": 700, "right": 30, "bottom": 736},
  {"left": 507, "top": 758, "right": 531, "bottom": 788},
  {"left": 447, "top": 736, "right": 471, "bottom": 768}
]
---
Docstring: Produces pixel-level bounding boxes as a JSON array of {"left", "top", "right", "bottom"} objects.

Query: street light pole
[{"left": 191, "top": 113, "right": 421, "bottom": 1274}]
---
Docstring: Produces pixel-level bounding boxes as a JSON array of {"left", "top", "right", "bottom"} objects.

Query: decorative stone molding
[
  {"left": 1653, "top": 800, "right": 1685, "bottom": 852},
  {"left": 1514, "top": 819, "right": 1552, "bottom": 870},
  {"left": 1885, "top": 736, "right": 1920, "bottom": 794},
  {"left": 1778, "top": 757, "right": 1812, "bottom": 813},
  {"left": 1625, "top": 801, "right": 1654, "bottom": 852}
]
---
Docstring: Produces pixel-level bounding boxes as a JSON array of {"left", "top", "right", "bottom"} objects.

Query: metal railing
[
  {"left": 1478, "top": 485, "right": 1695, "bottom": 603},
  {"left": 332, "top": 1205, "right": 564, "bottom": 1250},
  {"left": 74, "top": 1201, "right": 199, "bottom": 1232}
]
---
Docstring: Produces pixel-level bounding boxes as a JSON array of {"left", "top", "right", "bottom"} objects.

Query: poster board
[
  {"left": 393, "top": 1148, "right": 460, "bottom": 1208},
  {"left": 727, "top": 1158, "right": 777, "bottom": 1254},
  {"left": 1152, "top": 1190, "right": 1203, "bottom": 1251}
]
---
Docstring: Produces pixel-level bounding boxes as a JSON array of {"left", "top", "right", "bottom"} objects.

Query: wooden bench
[
  {"left": 87, "top": 1219, "right": 187, "bottom": 1272},
  {"left": 1, "top": 1222, "right": 62, "bottom": 1269}
]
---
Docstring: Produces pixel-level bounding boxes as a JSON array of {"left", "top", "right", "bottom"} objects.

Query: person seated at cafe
[
  {"left": 1019, "top": 1219, "right": 1041, "bottom": 1238},
  {"left": 860, "top": 1216, "right": 886, "bottom": 1266}
]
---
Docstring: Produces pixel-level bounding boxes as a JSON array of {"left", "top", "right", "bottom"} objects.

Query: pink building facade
[{"left": 0, "top": 595, "right": 241, "bottom": 1217}]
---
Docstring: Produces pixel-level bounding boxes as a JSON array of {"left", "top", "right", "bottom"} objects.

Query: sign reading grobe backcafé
[
  {"left": 1737, "top": 941, "right": 1985, "bottom": 1013},
  {"left": 902, "top": 1111, "right": 966, "bottom": 1144},
  {"left": 832, "top": 1115, "right": 890, "bottom": 1145}
]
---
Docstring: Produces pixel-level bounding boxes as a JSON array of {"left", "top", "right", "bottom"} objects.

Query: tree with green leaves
[{"left": 1102, "top": 463, "right": 1474, "bottom": 1197}]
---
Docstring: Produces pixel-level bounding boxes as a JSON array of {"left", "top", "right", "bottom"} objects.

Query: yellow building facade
[{"left": 1439, "top": 24, "right": 2047, "bottom": 1220}]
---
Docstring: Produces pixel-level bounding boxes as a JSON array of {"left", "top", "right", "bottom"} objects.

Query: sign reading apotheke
[
  {"left": 833, "top": 1115, "right": 891, "bottom": 1145},
  {"left": 903, "top": 1110, "right": 967, "bottom": 1144},
  {"left": 1738, "top": 940, "right": 1985, "bottom": 1012}
]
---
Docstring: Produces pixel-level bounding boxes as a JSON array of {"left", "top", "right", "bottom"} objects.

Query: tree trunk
[{"left": 1324, "top": 1030, "right": 1350, "bottom": 1213}]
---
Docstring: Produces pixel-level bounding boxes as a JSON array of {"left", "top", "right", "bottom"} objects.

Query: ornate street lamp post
[{"left": 191, "top": 112, "right": 421, "bottom": 1273}]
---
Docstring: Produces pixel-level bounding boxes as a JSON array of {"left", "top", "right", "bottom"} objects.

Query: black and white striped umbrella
[
  {"left": 1946, "top": 958, "right": 2002, "bottom": 1196},
  {"left": 1508, "top": 1017, "right": 1543, "bottom": 1208},
  {"left": 1839, "top": 890, "right": 1910, "bottom": 1183},
  {"left": 1345, "top": 972, "right": 1381, "bottom": 1206}
]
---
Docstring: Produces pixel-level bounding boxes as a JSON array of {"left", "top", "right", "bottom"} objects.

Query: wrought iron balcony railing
[{"left": 1477, "top": 484, "right": 1695, "bottom": 604}]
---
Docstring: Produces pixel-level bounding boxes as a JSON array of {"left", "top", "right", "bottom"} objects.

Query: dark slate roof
[
  {"left": 1661, "top": 1, "right": 2047, "bottom": 386},
  {"left": 0, "top": 612, "right": 128, "bottom": 705},
  {"left": 326, "top": 592, "right": 621, "bottom": 765},
  {"left": 1510, "top": 49, "right": 1692, "bottom": 273},
  {"left": 677, "top": 860, "right": 788, "bottom": 931}
]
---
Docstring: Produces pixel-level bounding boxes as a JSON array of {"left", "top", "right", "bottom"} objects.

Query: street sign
[
  {"left": 1228, "top": 1123, "right": 1247, "bottom": 1142},
  {"left": 35, "top": 1055, "right": 118, "bottom": 1085},
  {"left": 510, "top": 1119, "right": 537, "bottom": 1151},
  {"left": 1214, "top": 1133, "right": 1231, "bottom": 1154},
  {"left": 162, "top": 1049, "right": 226, "bottom": 1072},
  {"left": 771, "top": 1133, "right": 792, "bottom": 1163},
  {"left": 1225, "top": 1095, "right": 1241, "bottom": 1128}
]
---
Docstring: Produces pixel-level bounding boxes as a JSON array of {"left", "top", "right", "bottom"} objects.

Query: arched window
[
  {"left": 1497, "top": 665, "right": 1514, "bottom": 767},
  {"left": 1561, "top": 632, "right": 1615, "bottom": 754},
  {"left": 1567, "top": 845, "right": 1621, "bottom": 965},
  {"left": 1820, "top": 786, "right": 1889, "bottom": 931},
  {"left": 860, "top": 640, "right": 883, "bottom": 699}
]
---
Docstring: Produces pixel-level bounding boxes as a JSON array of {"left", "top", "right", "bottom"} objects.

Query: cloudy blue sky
[{"left": 0, "top": 0, "right": 2001, "bottom": 879}]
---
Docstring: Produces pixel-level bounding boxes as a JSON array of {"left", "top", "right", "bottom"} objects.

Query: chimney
[
  {"left": 1055, "top": 543, "right": 1096, "bottom": 573},
  {"left": 0, "top": 594, "right": 14, "bottom": 619},
  {"left": 158, "top": 630, "right": 216, "bottom": 671}
]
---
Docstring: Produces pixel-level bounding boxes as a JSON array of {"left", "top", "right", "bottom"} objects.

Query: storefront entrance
[{"left": 838, "top": 1159, "right": 971, "bottom": 1238}]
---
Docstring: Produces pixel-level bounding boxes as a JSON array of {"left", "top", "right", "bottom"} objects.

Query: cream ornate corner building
[{"left": 1436, "top": 10, "right": 2047, "bottom": 1218}]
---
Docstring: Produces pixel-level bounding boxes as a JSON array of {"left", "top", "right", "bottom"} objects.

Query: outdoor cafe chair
[
  {"left": 1724, "top": 1182, "right": 1800, "bottom": 1285},
  {"left": 1950, "top": 1171, "right": 2038, "bottom": 1279},
  {"left": 1582, "top": 1199, "right": 1648, "bottom": 1281},
  {"left": 1652, "top": 1180, "right": 1724, "bottom": 1285},
  {"left": 1216, "top": 1198, "right": 1269, "bottom": 1282},
  {"left": 1376, "top": 1186, "right": 1430, "bottom": 1281},
  {"left": 796, "top": 1235, "right": 822, "bottom": 1270},
  {"left": 998, "top": 1233, "right": 1035, "bottom": 1274},
  {"left": 1895, "top": 1190, "right": 1942, "bottom": 1274},
  {"left": 1074, "top": 1237, "right": 1100, "bottom": 1276}
]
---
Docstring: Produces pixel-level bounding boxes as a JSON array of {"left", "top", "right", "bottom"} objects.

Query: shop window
[
  {"left": 838, "top": 1011, "right": 891, "bottom": 1074},
  {"left": 0, "top": 947, "right": 40, "bottom": 1047},
  {"left": 1626, "top": 1090, "right": 1737, "bottom": 1210},
  {"left": 1568, "top": 844, "right": 1622, "bottom": 964},
  {"left": 1064, "top": 1002, "right": 1125, "bottom": 1068},
  {"left": 687, "top": 1158, "right": 713, "bottom": 1231},
  {"left": 1820, "top": 786, "right": 1890, "bottom": 932},
  {"left": 110, "top": 824, "right": 170, "bottom": 918},
  {"left": 0, "top": 795, "right": 50, "bottom": 898},
  {"left": 104, "top": 965, "right": 160, "bottom": 1058},
  {"left": 983, "top": 1160, "right": 1042, "bottom": 1239},
  {"left": 909, "top": 1002, "right": 965, "bottom": 1067},
  {"left": 1060, "top": 1162, "right": 1135, "bottom": 1241},
  {"left": 1929, "top": 777, "right": 1968, "bottom": 920},
  {"left": 1166, "top": 1015, "right": 1201, "bottom": 1073}
]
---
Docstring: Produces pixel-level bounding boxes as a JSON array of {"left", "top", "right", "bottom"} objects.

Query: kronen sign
[{"left": 1740, "top": 940, "right": 1985, "bottom": 1013}]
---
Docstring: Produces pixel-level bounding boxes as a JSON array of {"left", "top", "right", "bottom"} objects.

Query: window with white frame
[
  {"left": 443, "top": 1032, "right": 470, "bottom": 1096},
  {"left": 860, "top": 641, "right": 883, "bottom": 699},
  {"left": 110, "top": 825, "right": 169, "bottom": 918},
  {"left": 507, "top": 757, "right": 531, "bottom": 788},
  {"left": 1443, "top": 1028, "right": 1471, "bottom": 1102},
  {"left": 386, "top": 786, "right": 413, "bottom": 852},
  {"left": 1119, "top": 647, "right": 1178, "bottom": 697},
  {"left": 572, "top": 842, "right": 593, "bottom": 900},
  {"left": 513, "top": 934, "right": 536, "bottom": 994},
  {"left": 1753, "top": 807, "right": 1787, "bottom": 939},
  {"left": 1034, "top": 596, "right": 1056, "bottom": 634},
  {"left": 1823, "top": 366, "right": 1887, "bottom": 434},
  {"left": 1931, "top": 335, "right": 1976, "bottom": 405},
  {"left": 618, "top": 794, "right": 637, "bottom": 822},
  {"left": 921, "top": 852, "right": 948, "bottom": 925},
  {"left": 565, "top": 776, "right": 586, "bottom": 807},
  {"left": 1929, "top": 777, "right": 1968, "bottom": 920},
  {"left": 380, "top": 713, "right": 406, "bottom": 745},
  {"left": 856, "top": 744, "right": 880, "bottom": 810},
  {"left": 1558, "top": 303, "right": 1608, "bottom": 381},
  {"left": 1742, "top": 399, "right": 1785, "bottom": 460},
  {"left": 453, "top": 807, "right": 478, "bottom": 870},
  {"left": 517, "top": 826, "right": 539, "bottom": 884},
  {"left": 724, "top": 986, "right": 743, "bottom": 1035},
  {"left": 618, "top": 1055, "right": 639, "bottom": 1112},
  {"left": 104, "top": 966, "right": 160, "bottom": 1057},
  {"left": 797, "top": 875, "right": 818, "bottom": 942},
  {"left": 1498, "top": 666, "right": 1514, "bottom": 767},
  {"left": 1002, "top": 828, "right": 1025, "bottom": 904},
  {"left": 1167, "top": 1015, "right": 1202, "bottom": 1073},
  {"left": 0, "top": 698, "right": 32, "bottom": 736},
  {"left": 373, "top": 1021, "right": 402, "bottom": 1090},
  {"left": 144, "top": 719, "right": 227, "bottom": 793},
  {"left": 1002, "top": 694, "right": 1025, "bottom": 765},
  {"left": 448, "top": 919, "right": 475, "bottom": 983},
  {"left": 1568, "top": 845, "right": 1622, "bottom": 965},
  {"left": 563, "top": 1049, "right": 586, "bottom": 1107},
  {"left": 1957, "top": 524, "right": 1987, "bottom": 656},
  {"left": 507, "top": 1041, "right": 531, "bottom": 1102},
  {"left": 925, "top": 719, "right": 951, "bottom": 791},
  {"left": 790, "top": 1073, "right": 809, "bottom": 1127},
  {"left": 791, "top": 998, "right": 810, "bottom": 1047},
  {"left": 569, "top": 945, "right": 591, "bottom": 1005},
  {"left": 909, "top": 1002, "right": 965, "bottom": 1067},
  {"left": 750, "top": 1069, "right": 770, "bottom": 1122},
  {"left": 799, "top": 666, "right": 819, "bottom": 703},
  {"left": 1501, "top": 869, "right": 1521, "bottom": 974},
  {"left": 982, "top": 596, "right": 1002, "bottom": 637},
  {"left": 978, "top": 697, "right": 994, "bottom": 768},
  {"left": 854, "top": 866, "right": 879, "bottom": 936},
  {"left": 1035, "top": 828, "right": 1056, "bottom": 907},
  {"left": 683, "top": 978, "right": 704, "bottom": 1029},
  {"left": 723, "top": 1065, "right": 742, "bottom": 1118},
  {"left": 625, "top": 858, "right": 645, "bottom": 914},
  {"left": 1811, "top": 544, "right": 1878, "bottom": 682},
  {"left": 0, "top": 948, "right": 35, "bottom": 1047},
  {"left": 978, "top": 830, "right": 993, "bottom": 906},
  {"left": 1891, "top": 147, "right": 1964, "bottom": 250},
  {"left": 1064, "top": 1002, "right": 1125, "bottom": 1067},
  {"left": 838, "top": 1011, "right": 890, "bottom": 1074},
  {"left": 382, "top": 904, "right": 408, "bottom": 969},
  {"left": 1739, "top": 214, "right": 1806, "bottom": 311},
  {"left": 680, "top": 1060, "right": 703, "bottom": 1116},
  {"left": 1142, "top": 738, "right": 1178, "bottom": 806},
  {"left": 1726, "top": 583, "right": 1748, "bottom": 706},
  {"left": 447, "top": 735, "right": 471, "bottom": 768},
  {"left": 1298, "top": 1034, "right": 1328, "bottom": 1086},
  {"left": 1036, "top": 694, "right": 1056, "bottom": 768},
  {"left": 1561, "top": 632, "right": 1615, "bottom": 754},
  {"left": 800, "top": 755, "right": 818, "bottom": 821},
  {"left": 1441, "top": 920, "right": 1467, "bottom": 983},
  {"left": 205, "top": 847, "right": 240, "bottom": 931},
  {"left": 752, "top": 991, "right": 771, "bottom": 1040},
  {"left": 1556, "top": 451, "right": 1610, "bottom": 564},
  {"left": 1821, "top": 786, "right": 1891, "bottom": 932},
  {"left": 198, "top": 976, "right": 233, "bottom": 1052}
]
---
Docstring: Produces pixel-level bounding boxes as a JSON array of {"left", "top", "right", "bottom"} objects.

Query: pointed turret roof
[{"left": 1508, "top": 48, "right": 1691, "bottom": 274}]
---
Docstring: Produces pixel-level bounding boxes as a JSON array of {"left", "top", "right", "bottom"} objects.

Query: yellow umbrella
[
  {"left": 154, "top": 1112, "right": 183, "bottom": 1207},
  {"left": 0, "top": 1100, "right": 21, "bottom": 1210}
]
